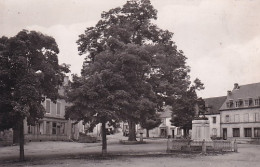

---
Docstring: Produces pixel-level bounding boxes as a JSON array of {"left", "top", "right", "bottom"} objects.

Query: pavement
[{"left": 0, "top": 133, "right": 260, "bottom": 167}]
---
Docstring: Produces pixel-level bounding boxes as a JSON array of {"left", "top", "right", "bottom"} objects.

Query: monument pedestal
[{"left": 192, "top": 119, "right": 211, "bottom": 141}]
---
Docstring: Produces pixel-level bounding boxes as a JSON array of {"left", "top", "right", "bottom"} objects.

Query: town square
[{"left": 1, "top": 0, "right": 260, "bottom": 166}]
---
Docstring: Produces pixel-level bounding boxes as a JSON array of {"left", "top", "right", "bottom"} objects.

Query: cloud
[{"left": 151, "top": 0, "right": 260, "bottom": 97}]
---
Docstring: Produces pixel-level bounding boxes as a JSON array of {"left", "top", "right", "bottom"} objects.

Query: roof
[
  {"left": 220, "top": 82, "right": 260, "bottom": 110},
  {"left": 159, "top": 105, "right": 172, "bottom": 118},
  {"left": 204, "top": 96, "right": 227, "bottom": 115}
]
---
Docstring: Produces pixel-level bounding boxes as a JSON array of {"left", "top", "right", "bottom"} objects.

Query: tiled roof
[
  {"left": 204, "top": 96, "right": 227, "bottom": 115},
  {"left": 220, "top": 82, "right": 260, "bottom": 110}
]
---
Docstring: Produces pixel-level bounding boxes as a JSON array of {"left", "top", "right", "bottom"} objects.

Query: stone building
[
  {"left": 219, "top": 83, "right": 260, "bottom": 142},
  {"left": 204, "top": 96, "right": 226, "bottom": 138}
]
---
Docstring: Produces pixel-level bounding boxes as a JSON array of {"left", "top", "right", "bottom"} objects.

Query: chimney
[{"left": 234, "top": 83, "right": 239, "bottom": 89}]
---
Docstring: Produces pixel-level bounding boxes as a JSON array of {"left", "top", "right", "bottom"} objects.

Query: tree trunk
[
  {"left": 19, "top": 119, "right": 25, "bottom": 161},
  {"left": 101, "top": 121, "right": 107, "bottom": 155},
  {"left": 146, "top": 129, "right": 149, "bottom": 138},
  {"left": 183, "top": 128, "right": 190, "bottom": 138},
  {"left": 128, "top": 120, "right": 136, "bottom": 141}
]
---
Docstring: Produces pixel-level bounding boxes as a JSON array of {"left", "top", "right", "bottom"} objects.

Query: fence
[
  {"left": 167, "top": 139, "right": 238, "bottom": 154},
  {"left": 25, "top": 134, "right": 69, "bottom": 142}
]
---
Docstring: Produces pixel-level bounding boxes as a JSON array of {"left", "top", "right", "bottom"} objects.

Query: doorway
[
  {"left": 160, "top": 128, "right": 167, "bottom": 138},
  {"left": 223, "top": 128, "right": 227, "bottom": 140},
  {"left": 172, "top": 130, "right": 175, "bottom": 138}
]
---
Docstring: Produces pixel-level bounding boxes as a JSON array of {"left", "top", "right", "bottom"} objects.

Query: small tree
[
  {"left": 140, "top": 113, "right": 161, "bottom": 138},
  {"left": 170, "top": 79, "right": 204, "bottom": 138},
  {"left": 0, "top": 30, "right": 69, "bottom": 161}
]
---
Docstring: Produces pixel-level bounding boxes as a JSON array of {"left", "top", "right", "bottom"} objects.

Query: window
[
  {"left": 235, "top": 101, "right": 240, "bottom": 108},
  {"left": 233, "top": 128, "right": 240, "bottom": 137},
  {"left": 212, "top": 117, "right": 216, "bottom": 124},
  {"left": 244, "top": 114, "right": 249, "bottom": 122},
  {"left": 57, "top": 102, "right": 61, "bottom": 115},
  {"left": 46, "top": 122, "right": 50, "bottom": 134},
  {"left": 234, "top": 114, "right": 240, "bottom": 122},
  {"left": 226, "top": 100, "right": 233, "bottom": 108},
  {"left": 177, "top": 128, "right": 181, "bottom": 135},
  {"left": 255, "top": 113, "right": 259, "bottom": 122},
  {"left": 226, "top": 102, "right": 230, "bottom": 108},
  {"left": 46, "top": 99, "right": 51, "bottom": 113},
  {"left": 57, "top": 123, "right": 61, "bottom": 135},
  {"left": 244, "top": 99, "right": 249, "bottom": 107},
  {"left": 249, "top": 98, "right": 253, "bottom": 106},
  {"left": 254, "top": 99, "right": 260, "bottom": 106},
  {"left": 235, "top": 100, "right": 243, "bottom": 108},
  {"left": 51, "top": 102, "right": 56, "bottom": 114},
  {"left": 244, "top": 128, "right": 252, "bottom": 137},
  {"left": 28, "top": 125, "right": 32, "bottom": 134},
  {"left": 254, "top": 128, "right": 260, "bottom": 137},
  {"left": 225, "top": 115, "right": 230, "bottom": 122},
  {"left": 52, "top": 122, "right": 57, "bottom": 135},
  {"left": 212, "top": 128, "right": 217, "bottom": 136}
]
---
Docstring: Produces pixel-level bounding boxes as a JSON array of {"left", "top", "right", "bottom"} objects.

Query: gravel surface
[{"left": 0, "top": 134, "right": 259, "bottom": 167}]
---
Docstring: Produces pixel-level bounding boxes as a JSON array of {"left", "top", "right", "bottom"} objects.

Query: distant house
[
  {"left": 219, "top": 83, "right": 260, "bottom": 142},
  {"left": 148, "top": 106, "right": 183, "bottom": 138},
  {"left": 18, "top": 77, "right": 83, "bottom": 142},
  {"left": 11, "top": 77, "right": 83, "bottom": 143},
  {"left": 203, "top": 96, "right": 226, "bottom": 138}
]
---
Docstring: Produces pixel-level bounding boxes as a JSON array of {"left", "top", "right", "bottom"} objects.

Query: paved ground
[{"left": 0, "top": 134, "right": 259, "bottom": 167}]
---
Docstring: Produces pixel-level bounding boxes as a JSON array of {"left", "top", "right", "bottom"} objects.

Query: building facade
[
  {"left": 22, "top": 77, "right": 82, "bottom": 142},
  {"left": 219, "top": 83, "right": 260, "bottom": 142},
  {"left": 203, "top": 96, "right": 226, "bottom": 138},
  {"left": 149, "top": 106, "right": 183, "bottom": 138},
  {"left": 23, "top": 98, "right": 76, "bottom": 142}
]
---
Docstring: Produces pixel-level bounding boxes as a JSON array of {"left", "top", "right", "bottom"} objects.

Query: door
[
  {"left": 172, "top": 130, "right": 175, "bottom": 138},
  {"left": 223, "top": 128, "right": 227, "bottom": 140},
  {"left": 160, "top": 128, "right": 167, "bottom": 138}
]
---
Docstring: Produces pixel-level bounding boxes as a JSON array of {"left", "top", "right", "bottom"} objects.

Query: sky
[{"left": 1, "top": 0, "right": 260, "bottom": 98}]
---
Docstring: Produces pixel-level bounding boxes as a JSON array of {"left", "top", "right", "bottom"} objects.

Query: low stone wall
[
  {"left": 25, "top": 134, "right": 69, "bottom": 142},
  {"left": 0, "top": 130, "right": 13, "bottom": 146},
  {"left": 167, "top": 139, "right": 238, "bottom": 153},
  {"left": 78, "top": 134, "right": 97, "bottom": 143}
]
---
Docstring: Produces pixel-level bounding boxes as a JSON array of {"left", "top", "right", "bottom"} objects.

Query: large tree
[
  {"left": 77, "top": 0, "right": 194, "bottom": 141},
  {"left": 65, "top": 50, "right": 128, "bottom": 154},
  {"left": 0, "top": 30, "right": 69, "bottom": 161}
]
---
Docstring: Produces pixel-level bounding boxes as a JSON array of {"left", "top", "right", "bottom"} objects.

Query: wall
[
  {"left": 205, "top": 114, "right": 221, "bottom": 137},
  {"left": 0, "top": 129, "right": 13, "bottom": 146},
  {"left": 220, "top": 107, "right": 260, "bottom": 140},
  {"left": 23, "top": 98, "right": 78, "bottom": 141},
  {"left": 149, "top": 117, "right": 180, "bottom": 138}
]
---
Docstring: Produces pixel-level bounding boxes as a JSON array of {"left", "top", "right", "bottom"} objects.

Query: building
[
  {"left": 149, "top": 106, "right": 183, "bottom": 138},
  {"left": 219, "top": 83, "right": 260, "bottom": 142},
  {"left": 21, "top": 77, "right": 83, "bottom": 142},
  {"left": 203, "top": 96, "right": 226, "bottom": 138}
]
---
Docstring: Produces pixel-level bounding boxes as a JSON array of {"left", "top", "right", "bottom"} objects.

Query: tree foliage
[
  {"left": 74, "top": 0, "right": 196, "bottom": 142},
  {"left": 0, "top": 30, "right": 69, "bottom": 160},
  {"left": 140, "top": 113, "right": 161, "bottom": 138},
  {"left": 170, "top": 78, "right": 204, "bottom": 137}
]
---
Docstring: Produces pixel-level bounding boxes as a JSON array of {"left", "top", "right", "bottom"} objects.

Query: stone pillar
[
  {"left": 192, "top": 119, "right": 211, "bottom": 141},
  {"left": 43, "top": 121, "right": 46, "bottom": 134}
]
